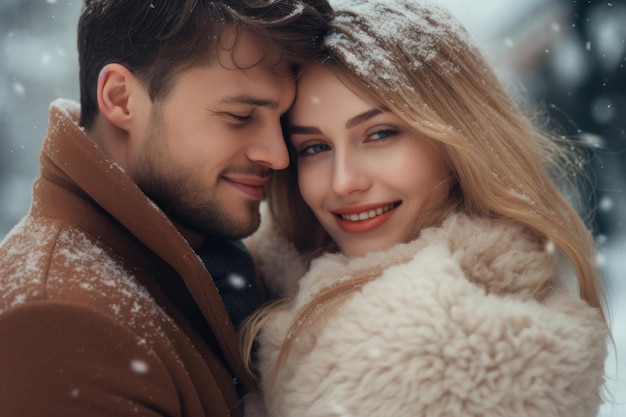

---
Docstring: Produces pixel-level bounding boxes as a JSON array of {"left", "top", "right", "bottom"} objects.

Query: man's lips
[{"left": 222, "top": 175, "right": 269, "bottom": 199}]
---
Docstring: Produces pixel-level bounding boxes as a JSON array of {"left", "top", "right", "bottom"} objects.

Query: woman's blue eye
[
  {"left": 369, "top": 129, "right": 397, "bottom": 140},
  {"left": 299, "top": 143, "right": 329, "bottom": 156}
]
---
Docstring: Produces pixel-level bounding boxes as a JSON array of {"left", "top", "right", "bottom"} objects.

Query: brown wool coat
[{"left": 0, "top": 99, "right": 252, "bottom": 417}]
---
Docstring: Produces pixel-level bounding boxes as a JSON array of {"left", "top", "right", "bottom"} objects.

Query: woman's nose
[{"left": 330, "top": 150, "right": 371, "bottom": 196}]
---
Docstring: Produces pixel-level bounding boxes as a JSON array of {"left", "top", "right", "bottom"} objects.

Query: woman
[{"left": 242, "top": 1, "right": 609, "bottom": 416}]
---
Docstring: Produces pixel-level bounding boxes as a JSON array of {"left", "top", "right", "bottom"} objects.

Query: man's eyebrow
[
  {"left": 345, "top": 108, "right": 383, "bottom": 129},
  {"left": 221, "top": 95, "right": 279, "bottom": 110}
]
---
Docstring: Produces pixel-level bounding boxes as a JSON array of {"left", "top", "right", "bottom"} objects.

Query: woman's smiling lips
[
  {"left": 332, "top": 202, "right": 401, "bottom": 233},
  {"left": 222, "top": 175, "right": 269, "bottom": 199}
]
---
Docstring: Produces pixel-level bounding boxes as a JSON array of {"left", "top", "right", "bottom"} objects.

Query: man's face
[{"left": 129, "top": 29, "right": 295, "bottom": 241}]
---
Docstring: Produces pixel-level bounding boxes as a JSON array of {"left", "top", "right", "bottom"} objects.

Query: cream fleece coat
[{"left": 244, "top": 213, "right": 608, "bottom": 417}]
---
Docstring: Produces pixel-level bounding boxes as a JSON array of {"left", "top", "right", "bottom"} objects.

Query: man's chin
[
  {"left": 224, "top": 212, "right": 261, "bottom": 239},
  {"left": 167, "top": 199, "right": 262, "bottom": 240},
  {"left": 200, "top": 211, "right": 261, "bottom": 239}
]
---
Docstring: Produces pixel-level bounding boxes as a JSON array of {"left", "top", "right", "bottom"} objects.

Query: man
[{"left": 0, "top": 1, "right": 331, "bottom": 416}]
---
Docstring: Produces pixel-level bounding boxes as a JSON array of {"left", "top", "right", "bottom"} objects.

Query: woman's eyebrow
[
  {"left": 345, "top": 108, "right": 382, "bottom": 129},
  {"left": 289, "top": 108, "right": 384, "bottom": 135}
]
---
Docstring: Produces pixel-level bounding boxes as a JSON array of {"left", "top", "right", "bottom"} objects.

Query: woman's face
[{"left": 288, "top": 63, "right": 450, "bottom": 256}]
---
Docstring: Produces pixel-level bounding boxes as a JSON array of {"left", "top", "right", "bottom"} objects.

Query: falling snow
[
  {"left": 0, "top": 1, "right": 624, "bottom": 414},
  {"left": 227, "top": 273, "right": 247, "bottom": 290},
  {"left": 130, "top": 359, "right": 149, "bottom": 375},
  {"left": 599, "top": 196, "right": 614, "bottom": 212}
]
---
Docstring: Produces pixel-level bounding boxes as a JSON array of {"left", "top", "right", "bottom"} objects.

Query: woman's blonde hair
[{"left": 242, "top": 0, "right": 607, "bottom": 384}]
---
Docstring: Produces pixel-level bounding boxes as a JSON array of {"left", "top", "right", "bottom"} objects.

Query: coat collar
[{"left": 37, "top": 99, "right": 254, "bottom": 391}]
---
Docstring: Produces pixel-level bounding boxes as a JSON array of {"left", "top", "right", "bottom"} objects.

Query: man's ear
[{"left": 97, "top": 63, "right": 142, "bottom": 131}]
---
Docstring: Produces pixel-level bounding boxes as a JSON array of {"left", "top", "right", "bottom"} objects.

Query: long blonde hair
[{"left": 242, "top": 0, "right": 607, "bottom": 385}]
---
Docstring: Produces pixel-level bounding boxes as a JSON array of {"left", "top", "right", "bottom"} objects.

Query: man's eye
[
  {"left": 298, "top": 143, "right": 329, "bottom": 156},
  {"left": 228, "top": 113, "right": 252, "bottom": 123}
]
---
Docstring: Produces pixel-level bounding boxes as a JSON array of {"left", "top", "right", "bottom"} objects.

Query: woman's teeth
[{"left": 340, "top": 203, "right": 397, "bottom": 221}]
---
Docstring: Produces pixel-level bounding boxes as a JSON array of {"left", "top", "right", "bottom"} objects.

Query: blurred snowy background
[{"left": 0, "top": 0, "right": 623, "bottom": 414}]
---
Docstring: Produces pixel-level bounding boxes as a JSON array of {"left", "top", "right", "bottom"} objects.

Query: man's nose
[{"left": 246, "top": 121, "right": 290, "bottom": 170}]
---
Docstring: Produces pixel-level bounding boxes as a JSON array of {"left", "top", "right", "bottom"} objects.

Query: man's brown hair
[{"left": 78, "top": 0, "right": 333, "bottom": 129}]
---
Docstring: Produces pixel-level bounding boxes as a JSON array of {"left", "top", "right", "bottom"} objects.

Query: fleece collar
[{"left": 248, "top": 209, "right": 559, "bottom": 304}]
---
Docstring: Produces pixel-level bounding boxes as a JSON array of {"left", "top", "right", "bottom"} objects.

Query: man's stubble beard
[{"left": 131, "top": 108, "right": 262, "bottom": 239}]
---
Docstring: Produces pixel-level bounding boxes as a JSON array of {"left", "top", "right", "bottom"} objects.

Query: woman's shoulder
[
  {"left": 257, "top": 214, "right": 607, "bottom": 417},
  {"left": 284, "top": 241, "right": 607, "bottom": 417},
  {"left": 308, "top": 213, "right": 606, "bottom": 363},
  {"left": 421, "top": 213, "right": 554, "bottom": 297}
]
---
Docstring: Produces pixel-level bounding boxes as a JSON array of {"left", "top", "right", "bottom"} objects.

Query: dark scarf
[{"left": 197, "top": 237, "right": 261, "bottom": 328}]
